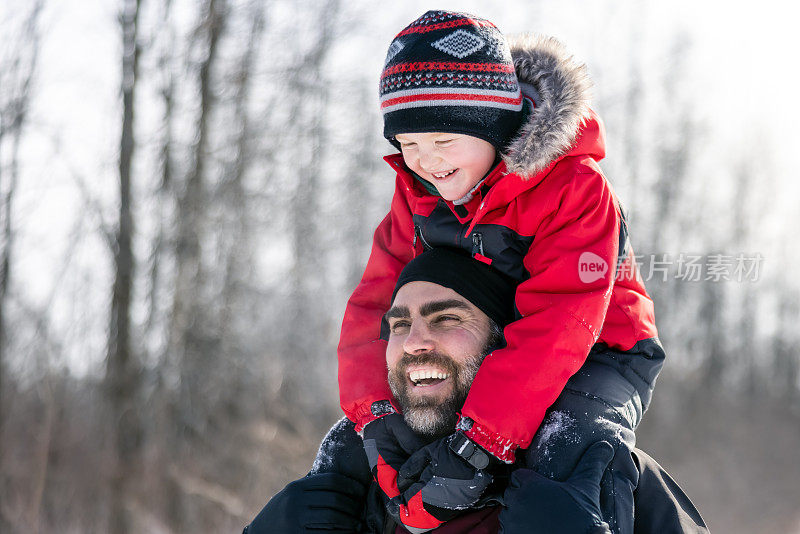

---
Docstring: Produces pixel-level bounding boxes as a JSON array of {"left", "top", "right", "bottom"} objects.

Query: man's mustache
[{"left": 396, "top": 352, "right": 458, "bottom": 374}]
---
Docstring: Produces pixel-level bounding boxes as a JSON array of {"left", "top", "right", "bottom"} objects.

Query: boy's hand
[
  {"left": 395, "top": 432, "right": 496, "bottom": 524},
  {"left": 362, "top": 412, "right": 427, "bottom": 498},
  {"left": 499, "top": 441, "right": 614, "bottom": 534}
]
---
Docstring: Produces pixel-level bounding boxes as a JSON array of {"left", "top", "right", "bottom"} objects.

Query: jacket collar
[
  {"left": 384, "top": 153, "right": 542, "bottom": 208},
  {"left": 384, "top": 154, "right": 528, "bottom": 222},
  {"left": 503, "top": 34, "right": 603, "bottom": 178}
]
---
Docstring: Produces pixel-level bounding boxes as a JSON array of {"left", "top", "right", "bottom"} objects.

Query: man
[{"left": 245, "top": 249, "right": 708, "bottom": 533}]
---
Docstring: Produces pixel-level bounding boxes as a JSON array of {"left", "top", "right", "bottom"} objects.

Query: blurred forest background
[{"left": 1, "top": 0, "right": 799, "bottom": 532}]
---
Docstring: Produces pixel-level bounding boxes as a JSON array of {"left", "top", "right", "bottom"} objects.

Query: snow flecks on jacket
[{"left": 529, "top": 411, "right": 581, "bottom": 478}]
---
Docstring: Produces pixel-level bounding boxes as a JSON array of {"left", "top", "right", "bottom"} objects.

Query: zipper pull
[
  {"left": 472, "top": 232, "right": 484, "bottom": 256},
  {"left": 413, "top": 224, "right": 425, "bottom": 257},
  {"left": 472, "top": 232, "right": 493, "bottom": 266}
]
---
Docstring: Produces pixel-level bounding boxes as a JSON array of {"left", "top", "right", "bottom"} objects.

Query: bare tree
[
  {"left": 280, "top": 0, "right": 341, "bottom": 411},
  {"left": 144, "top": 0, "right": 177, "bottom": 350},
  {"left": 217, "top": 0, "right": 265, "bottom": 345},
  {"left": 163, "top": 1, "right": 228, "bottom": 529},
  {"left": 649, "top": 32, "right": 695, "bottom": 253},
  {"left": 773, "top": 288, "right": 800, "bottom": 402},
  {"left": 730, "top": 161, "right": 759, "bottom": 396},
  {"left": 105, "top": 0, "right": 143, "bottom": 532},
  {"left": 619, "top": 0, "right": 646, "bottom": 216},
  {"left": 168, "top": 0, "right": 226, "bottom": 419},
  {"left": 342, "top": 84, "right": 382, "bottom": 292},
  {"left": 0, "top": 0, "right": 44, "bottom": 499}
]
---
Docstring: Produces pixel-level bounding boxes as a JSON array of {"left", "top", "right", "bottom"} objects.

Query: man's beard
[{"left": 388, "top": 345, "right": 489, "bottom": 440}]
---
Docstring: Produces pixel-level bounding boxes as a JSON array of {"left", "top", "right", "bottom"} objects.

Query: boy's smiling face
[{"left": 395, "top": 132, "right": 497, "bottom": 203}]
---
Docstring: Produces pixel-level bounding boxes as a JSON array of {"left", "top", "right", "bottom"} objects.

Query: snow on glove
[
  {"left": 243, "top": 472, "right": 365, "bottom": 533},
  {"left": 499, "top": 441, "right": 614, "bottom": 534},
  {"left": 394, "top": 432, "right": 496, "bottom": 529},
  {"left": 361, "top": 407, "right": 427, "bottom": 498}
]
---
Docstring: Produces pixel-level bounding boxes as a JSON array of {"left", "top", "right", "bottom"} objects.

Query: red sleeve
[
  {"left": 338, "top": 177, "right": 416, "bottom": 431},
  {"left": 461, "top": 166, "right": 620, "bottom": 457}
]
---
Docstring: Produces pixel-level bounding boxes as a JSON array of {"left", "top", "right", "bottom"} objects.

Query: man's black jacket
[{"left": 244, "top": 418, "right": 709, "bottom": 533}]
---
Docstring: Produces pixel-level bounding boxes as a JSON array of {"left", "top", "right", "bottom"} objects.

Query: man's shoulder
[{"left": 632, "top": 448, "right": 710, "bottom": 534}]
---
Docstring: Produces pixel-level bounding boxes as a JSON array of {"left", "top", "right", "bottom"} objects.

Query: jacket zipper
[
  {"left": 414, "top": 224, "right": 432, "bottom": 252},
  {"left": 472, "top": 232, "right": 485, "bottom": 256}
]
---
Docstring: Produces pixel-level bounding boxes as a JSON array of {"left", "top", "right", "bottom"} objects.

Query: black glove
[
  {"left": 396, "top": 432, "right": 496, "bottom": 524},
  {"left": 499, "top": 441, "right": 614, "bottom": 534},
  {"left": 243, "top": 472, "right": 365, "bottom": 533},
  {"left": 362, "top": 411, "right": 428, "bottom": 494},
  {"left": 310, "top": 417, "right": 373, "bottom": 483}
]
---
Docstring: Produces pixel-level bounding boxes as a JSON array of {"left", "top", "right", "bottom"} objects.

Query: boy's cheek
[{"left": 401, "top": 156, "right": 420, "bottom": 174}]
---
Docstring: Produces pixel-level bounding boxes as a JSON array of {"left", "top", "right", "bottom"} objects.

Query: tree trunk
[
  {"left": 28, "top": 375, "right": 56, "bottom": 534},
  {"left": 165, "top": 1, "right": 226, "bottom": 529},
  {"left": 0, "top": 0, "right": 44, "bottom": 495},
  {"left": 169, "top": 0, "right": 225, "bottom": 407},
  {"left": 106, "top": 1, "right": 142, "bottom": 532},
  {"left": 281, "top": 0, "right": 340, "bottom": 410},
  {"left": 219, "top": 1, "right": 264, "bottom": 341},
  {"left": 620, "top": 1, "right": 646, "bottom": 218},
  {"left": 144, "top": 0, "right": 176, "bottom": 346}
]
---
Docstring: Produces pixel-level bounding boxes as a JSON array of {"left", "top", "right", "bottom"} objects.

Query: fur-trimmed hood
[{"left": 502, "top": 35, "right": 599, "bottom": 178}]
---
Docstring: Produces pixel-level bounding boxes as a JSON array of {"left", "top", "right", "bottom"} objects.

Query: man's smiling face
[{"left": 385, "top": 281, "right": 492, "bottom": 437}]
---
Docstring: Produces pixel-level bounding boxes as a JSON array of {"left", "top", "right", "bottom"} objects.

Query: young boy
[{"left": 338, "top": 11, "right": 665, "bottom": 533}]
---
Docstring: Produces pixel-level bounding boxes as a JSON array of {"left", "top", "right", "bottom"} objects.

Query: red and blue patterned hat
[{"left": 380, "top": 11, "right": 524, "bottom": 150}]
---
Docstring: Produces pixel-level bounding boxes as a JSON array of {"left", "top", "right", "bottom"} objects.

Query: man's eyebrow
[
  {"left": 384, "top": 305, "right": 410, "bottom": 321},
  {"left": 419, "top": 299, "right": 471, "bottom": 317}
]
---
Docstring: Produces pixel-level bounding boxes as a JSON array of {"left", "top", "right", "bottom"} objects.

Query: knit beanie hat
[
  {"left": 380, "top": 10, "right": 525, "bottom": 150},
  {"left": 390, "top": 247, "right": 518, "bottom": 328}
]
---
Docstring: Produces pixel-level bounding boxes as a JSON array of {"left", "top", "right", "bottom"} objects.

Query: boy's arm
[
  {"left": 461, "top": 166, "right": 621, "bottom": 460},
  {"left": 499, "top": 441, "right": 614, "bottom": 534},
  {"left": 338, "top": 176, "right": 416, "bottom": 431}
]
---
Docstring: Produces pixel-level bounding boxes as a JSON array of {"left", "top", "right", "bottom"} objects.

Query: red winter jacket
[{"left": 338, "top": 35, "right": 658, "bottom": 460}]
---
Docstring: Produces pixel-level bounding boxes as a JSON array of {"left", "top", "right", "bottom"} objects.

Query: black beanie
[
  {"left": 380, "top": 10, "right": 525, "bottom": 150},
  {"left": 391, "top": 248, "right": 518, "bottom": 328}
]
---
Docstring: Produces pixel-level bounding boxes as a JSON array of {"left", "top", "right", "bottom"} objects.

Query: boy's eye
[{"left": 436, "top": 139, "right": 454, "bottom": 146}]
